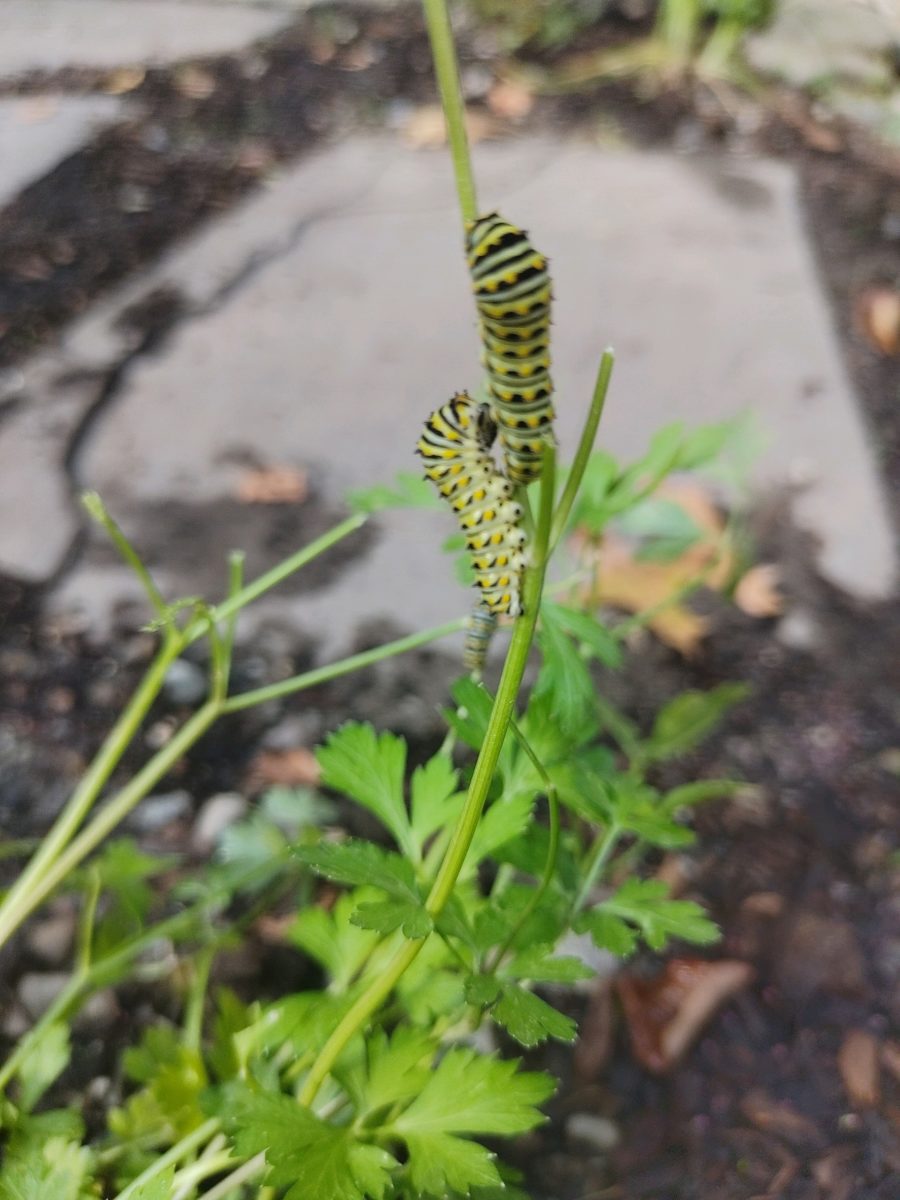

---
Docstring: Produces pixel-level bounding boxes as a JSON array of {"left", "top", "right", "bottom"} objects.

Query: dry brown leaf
[
  {"left": 403, "top": 104, "right": 499, "bottom": 149},
  {"left": 881, "top": 1040, "right": 900, "bottom": 1085},
  {"left": 838, "top": 1030, "right": 881, "bottom": 1109},
  {"left": 254, "top": 913, "right": 297, "bottom": 944},
  {"left": 246, "top": 747, "right": 320, "bottom": 792},
  {"left": 741, "top": 1089, "right": 824, "bottom": 1148},
  {"left": 855, "top": 286, "right": 900, "bottom": 356},
  {"left": 236, "top": 465, "right": 308, "bottom": 505},
  {"left": 103, "top": 67, "right": 145, "bottom": 95},
  {"left": 175, "top": 65, "right": 217, "bottom": 100},
  {"left": 617, "top": 957, "right": 754, "bottom": 1073},
  {"left": 734, "top": 563, "right": 783, "bottom": 617},
  {"left": 486, "top": 80, "right": 534, "bottom": 120}
]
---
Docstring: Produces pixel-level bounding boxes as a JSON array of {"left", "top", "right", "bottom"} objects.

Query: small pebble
[
  {"left": 163, "top": 659, "right": 207, "bottom": 706},
  {"left": 129, "top": 789, "right": 192, "bottom": 832},
  {"left": 776, "top": 608, "right": 821, "bottom": 651},
  {"left": 18, "top": 972, "right": 69, "bottom": 1018},
  {"left": 192, "top": 792, "right": 247, "bottom": 855},
  {"left": 565, "top": 1114, "right": 620, "bottom": 1152},
  {"left": 27, "top": 908, "right": 76, "bottom": 965}
]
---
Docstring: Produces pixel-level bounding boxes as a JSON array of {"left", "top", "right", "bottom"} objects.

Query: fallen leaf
[
  {"left": 617, "top": 957, "right": 754, "bottom": 1073},
  {"left": 734, "top": 563, "right": 783, "bottom": 617},
  {"left": 103, "top": 67, "right": 145, "bottom": 95},
  {"left": 246, "top": 748, "right": 320, "bottom": 791},
  {"left": 487, "top": 80, "right": 534, "bottom": 120},
  {"left": 175, "top": 65, "right": 217, "bottom": 100},
  {"left": 855, "top": 286, "right": 900, "bottom": 355},
  {"left": 881, "top": 1040, "right": 900, "bottom": 1085},
  {"left": 254, "top": 913, "right": 297, "bottom": 944},
  {"left": 739, "top": 891, "right": 784, "bottom": 918},
  {"left": 403, "top": 104, "right": 500, "bottom": 149},
  {"left": 741, "top": 1089, "right": 824, "bottom": 1148},
  {"left": 838, "top": 1030, "right": 880, "bottom": 1109},
  {"left": 236, "top": 465, "right": 308, "bottom": 505}
]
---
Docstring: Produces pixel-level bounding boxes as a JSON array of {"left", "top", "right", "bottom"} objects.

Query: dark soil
[{"left": 1, "top": 4, "right": 899, "bottom": 1199}]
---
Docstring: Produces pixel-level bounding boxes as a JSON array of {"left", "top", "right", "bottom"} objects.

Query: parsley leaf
[
  {"left": 602, "top": 878, "right": 719, "bottom": 950},
  {"left": 493, "top": 985, "right": 577, "bottom": 1048},
  {"left": 317, "top": 724, "right": 415, "bottom": 858},
  {"left": 295, "top": 842, "right": 419, "bottom": 903},
  {"left": 410, "top": 754, "right": 461, "bottom": 858}
]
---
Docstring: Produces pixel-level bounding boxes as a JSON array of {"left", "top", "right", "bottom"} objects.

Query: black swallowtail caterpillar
[
  {"left": 466, "top": 212, "right": 555, "bottom": 485},
  {"left": 416, "top": 391, "right": 526, "bottom": 620}
]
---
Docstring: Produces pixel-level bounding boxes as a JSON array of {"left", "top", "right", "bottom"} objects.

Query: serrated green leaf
[
  {"left": 290, "top": 893, "right": 379, "bottom": 991},
  {"left": 261, "top": 786, "right": 336, "bottom": 831},
  {"left": 661, "top": 778, "right": 742, "bottom": 814},
  {"left": 603, "top": 878, "right": 719, "bottom": 950},
  {"left": 404, "top": 1133, "right": 501, "bottom": 1195},
  {"left": 573, "top": 909, "right": 638, "bottom": 957},
  {"left": 360, "top": 1027, "right": 435, "bottom": 1116},
  {"left": 434, "top": 892, "right": 476, "bottom": 949},
  {"left": 647, "top": 685, "right": 747, "bottom": 761},
  {"left": 226, "top": 1087, "right": 397, "bottom": 1200},
  {"left": 316, "top": 724, "right": 414, "bottom": 857},
  {"left": 0, "top": 1136, "right": 95, "bottom": 1200},
  {"left": 410, "top": 754, "right": 460, "bottom": 857},
  {"left": 464, "top": 974, "right": 502, "bottom": 1007},
  {"left": 295, "top": 841, "right": 419, "bottom": 903},
  {"left": 535, "top": 604, "right": 596, "bottom": 737},
  {"left": 392, "top": 1049, "right": 553, "bottom": 1138},
  {"left": 493, "top": 985, "right": 577, "bottom": 1048},
  {"left": 609, "top": 781, "right": 696, "bottom": 849},
  {"left": 542, "top": 603, "right": 622, "bottom": 668},
  {"left": 16, "top": 1021, "right": 70, "bottom": 1113},
  {"left": 505, "top": 947, "right": 593, "bottom": 984},
  {"left": 443, "top": 677, "right": 495, "bottom": 754},
  {"left": 351, "top": 899, "right": 433, "bottom": 939},
  {"left": 464, "top": 790, "right": 535, "bottom": 875},
  {"left": 128, "top": 1167, "right": 176, "bottom": 1200},
  {"left": 348, "top": 473, "right": 440, "bottom": 514}
]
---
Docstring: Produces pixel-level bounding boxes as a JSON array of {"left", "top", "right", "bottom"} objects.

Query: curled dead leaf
[
  {"left": 855, "top": 286, "right": 900, "bottom": 356},
  {"left": 403, "top": 104, "right": 500, "bottom": 149},
  {"left": 837, "top": 1029, "right": 880, "bottom": 1110},
  {"left": 245, "top": 748, "right": 320, "bottom": 792},
  {"left": 617, "top": 957, "right": 754, "bottom": 1073},
  {"left": 486, "top": 80, "right": 534, "bottom": 120},
  {"left": 734, "top": 563, "right": 783, "bottom": 617},
  {"left": 103, "top": 67, "right": 145, "bottom": 95},
  {"left": 236, "top": 465, "right": 308, "bottom": 505}
]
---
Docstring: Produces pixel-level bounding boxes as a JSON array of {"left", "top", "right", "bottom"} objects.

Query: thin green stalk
[
  {"left": 221, "top": 617, "right": 465, "bottom": 713},
  {"left": 194, "top": 1153, "right": 266, "bottom": 1200},
  {"left": 421, "top": 0, "right": 478, "bottom": 224},
  {"left": 81, "top": 491, "right": 170, "bottom": 631},
  {"left": 115, "top": 1118, "right": 221, "bottom": 1200},
  {"left": 573, "top": 821, "right": 621, "bottom": 914},
  {"left": 550, "top": 348, "right": 615, "bottom": 549},
  {"left": 7, "top": 701, "right": 221, "bottom": 934},
  {"left": 0, "top": 637, "right": 182, "bottom": 951},
  {"left": 299, "top": 447, "right": 556, "bottom": 1108},
  {"left": 485, "top": 717, "right": 560, "bottom": 973},
  {"left": 183, "top": 945, "right": 215, "bottom": 1055},
  {"left": 656, "top": 0, "right": 702, "bottom": 65}
]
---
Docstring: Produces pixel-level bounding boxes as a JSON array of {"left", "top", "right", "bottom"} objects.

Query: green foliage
[{"left": 466, "top": 0, "right": 609, "bottom": 51}]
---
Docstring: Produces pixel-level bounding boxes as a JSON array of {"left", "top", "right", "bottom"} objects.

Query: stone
[
  {"left": 18, "top": 971, "right": 69, "bottom": 1018},
  {"left": 20, "top": 137, "right": 891, "bottom": 652},
  {"left": 565, "top": 1114, "right": 620, "bottom": 1153},
  {"left": 191, "top": 791, "right": 247, "bottom": 854},
  {"left": 26, "top": 906, "right": 76, "bottom": 965},
  {"left": 0, "top": 2, "right": 292, "bottom": 80},
  {"left": 163, "top": 658, "right": 208, "bottom": 706},
  {"left": 0, "top": 96, "right": 121, "bottom": 209},
  {"left": 128, "top": 788, "right": 192, "bottom": 831}
]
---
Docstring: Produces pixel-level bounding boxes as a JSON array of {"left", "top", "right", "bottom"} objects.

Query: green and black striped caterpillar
[
  {"left": 466, "top": 212, "right": 555, "bottom": 485},
  {"left": 416, "top": 391, "right": 526, "bottom": 621},
  {"left": 462, "top": 606, "right": 497, "bottom": 674}
]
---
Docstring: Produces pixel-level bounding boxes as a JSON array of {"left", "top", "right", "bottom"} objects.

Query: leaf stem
[
  {"left": 81, "top": 490, "right": 171, "bottom": 630},
  {"left": 221, "top": 617, "right": 465, "bottom": 713},
  {"left": 421, "top": 0, "right": 478, "bottom": 225},
  {"left": 115, "top": 1118, "right": 221, "bottom": 1200},
  {"left": 550, "top": 348, "right": 614, "bottom": 549},
  {"left": 573, "top": 821, "right": 621, "bottom": 914}
]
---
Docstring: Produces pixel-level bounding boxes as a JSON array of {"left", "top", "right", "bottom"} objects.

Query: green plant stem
[
  {"left": 81, "top": 491, "right": 170, "bottom": 630},
  {"left": 550, "top": 348, "right": 614, "bottom": 549},
  {"left": 183, "top": 945, "right": 215, "bottom": 1054},
  {"left": 421, "top": 0, "right": 478, "bottom": 224},
  {"left": 299, "top": 446, "right": 557, "bottom": 1108},
  {"left": 573, "top": 821, "right": 621, "bottom": 914},
  {"left": 484, "top": 718, "right": 560, "bottom": 973},
  {"left": 656, "top": 0, "right": 702, "bottom": 65},
  {"left": 221, "top": 616, "right": 465, "bottom": 713},
  {"left": 0, "top": 637, "right": 181, "bottom": 952},
  {"left": 115, "top": 1118, "right": 221, "bottom": 1200},
  {"left": 197, "top": 1153, "right": 266, "bottom": 1200},
  {"left": 697, "top": 15, "right": 744, "bottom": 76}
]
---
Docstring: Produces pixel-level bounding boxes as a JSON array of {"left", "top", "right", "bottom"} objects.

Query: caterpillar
[
  {"left": 466, "top": 212, "right": 555, "bottom": 485},
  {"left": 462, "top": 605, "right": 497, "bottom": 675},
  {"left": 416, "top": 391, "right": 526, "bottom": 618}
]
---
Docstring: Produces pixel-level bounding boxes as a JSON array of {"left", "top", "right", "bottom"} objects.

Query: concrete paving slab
[
  {"left": 30, "top": 135, "right": 895, "bottom": 654},
  {"left": 0, "top": 95, "right": 122, "bottom": 209},
  {"left": 0, "top": 1, "right": 289, "bottom": 78}
]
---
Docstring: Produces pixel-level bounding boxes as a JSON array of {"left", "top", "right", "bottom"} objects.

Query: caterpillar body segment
[
  {"left": 465, "top": 212, "right": 556, "bottom": 485},
  {"left": 463, "top": 606, "right": 497, "bottom": 675},
  {"left": 416, "top": 392, "right": 526, "bottom": 620}
]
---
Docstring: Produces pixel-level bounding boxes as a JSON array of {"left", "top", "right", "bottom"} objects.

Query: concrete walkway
[{"left": 0, "top": 6, "right": 895, "bottom": 658}]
